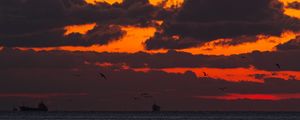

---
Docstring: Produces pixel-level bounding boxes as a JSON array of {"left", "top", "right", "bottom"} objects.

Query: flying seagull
[
  {"left": 99, "top": 73, "right": 107, "bottom": 80},
  {"left": 276, "top": 64, "right": 281, "bottom": 69}
]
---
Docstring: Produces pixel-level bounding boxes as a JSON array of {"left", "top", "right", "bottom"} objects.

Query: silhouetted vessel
[
  {"left": 152, "top": 104, "right": 161, "bottom": 112},
  {"left": 19, "top": 102, "right": 48, "bottom": 112}
]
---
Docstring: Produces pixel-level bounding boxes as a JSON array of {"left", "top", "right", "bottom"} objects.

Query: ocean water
[{"left": 0, "top": 112, "right": 300, "bottom": 120}]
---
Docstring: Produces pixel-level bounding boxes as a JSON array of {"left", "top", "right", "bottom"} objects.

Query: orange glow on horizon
[
  {"left": 180, "top": 31, "right": 298, "bottom": 56},
  {"left": 64, "top": 23, "right": 97, "bottom": 36},
  {"left": 133, "top": 66, "right": 300, "bottom": 83},
  {"left": 196, "top": 93, "right": 300, "bottom": 101}
]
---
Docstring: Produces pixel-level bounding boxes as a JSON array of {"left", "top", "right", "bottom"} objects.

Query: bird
[
  {"left": 203, "top": 72, "right": 208, "bottom": 77},
  {"left": 219, "top": 87, "right": 228, "bottom": 92},
  {"left": 99, "top": 73, "right": 107, "bottom": 80},
  {"left": 276, "top": 64, "right": 281, "bottom": 69}
]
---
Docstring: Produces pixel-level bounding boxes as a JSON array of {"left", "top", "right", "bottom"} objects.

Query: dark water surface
[{"left": 0, "top": 111, "right": 300, "bottom": 120}]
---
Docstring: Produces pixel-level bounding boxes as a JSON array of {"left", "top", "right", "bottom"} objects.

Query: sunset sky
[{"left": 1, "top": 0, "right": 300, "bottom": 111}]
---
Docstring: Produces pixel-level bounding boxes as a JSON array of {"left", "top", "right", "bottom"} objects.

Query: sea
[{"left": 0, "top": 111, "right": 300, "bottom": 120}]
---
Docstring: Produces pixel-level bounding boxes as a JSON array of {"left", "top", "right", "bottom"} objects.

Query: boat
[
  {"left": 19, "top": 102, "right": 48, "bottom": 112},
  {"left": 152, "top": 104, "right": 161, "bottom": 112}
]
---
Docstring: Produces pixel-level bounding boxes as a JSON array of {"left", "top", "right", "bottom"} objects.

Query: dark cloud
[
  {"left": 71, "top": 0, "right": 163, "bottom": 25},
  {"left": 97, "top": 49, "right": 300, "bottom": 71},
  {"left": 212, "top": 36, "right": 259, "bottom": 46},
  {"left": 146, "top": 35, "right": 260, "bottom": 50},
  {"left": 0, "top": 0, "right": 70, "bottom": 35},
  {"left": 1, "top": 0, "right": 299, "bottom": 48},
  {"left": 1, "top": 48, "right": 300, "bottom": 75},
  {"left": 146, "top": 0, "right": 300, "bottom": 50},
  {"left": 0, "top": 0, "right": 168, "bottom": 47},
  {"left": 0, "top": 25, "right": 125, "bottom": 47},
  {"left": 277, "top": 36, "right": 300, "bottom": 50}
]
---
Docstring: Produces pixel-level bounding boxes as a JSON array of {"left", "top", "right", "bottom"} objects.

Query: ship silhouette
[{"left": 19, "top": 102, "right": 48, "bottom": 112}]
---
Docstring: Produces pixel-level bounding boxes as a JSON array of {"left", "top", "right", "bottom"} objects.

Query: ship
[
  {"left": 19, "top": 102, "right": 48, "bottom": 112},
  {"left": 152, "top": 104, "right": 161, "bottom": 112}
]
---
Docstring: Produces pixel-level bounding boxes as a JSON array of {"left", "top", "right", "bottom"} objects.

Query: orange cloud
[
  {"left": 196, "top": 93, "right": 300, "bottom": 101},
  {"left": 284, "top": 9, "right": 300, "bottom": 19},
  {"left": 17, "top": 23, "right": 298, "bottom": 56},
  {"left": 18, "top": 25, "right": 167, "bottom": 54},
  {"left": 58, "top": 26, "right": 163, "bottom": 53},
  {"left": 64, "top": 23, "right": 97, "bottom": 36},
  {"left": 134, "top": 66, "right": 300, "bottom": 83},
  {"left": 279, "top": 0, "right": 300, "bottom": 19},
  {"left": 180, "top": 31, "right": 298, "bottom": 56}
]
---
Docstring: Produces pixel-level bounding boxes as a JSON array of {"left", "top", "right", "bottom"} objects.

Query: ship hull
[{"left": 19, "top": 106, "right": 48, "bottom": 112}]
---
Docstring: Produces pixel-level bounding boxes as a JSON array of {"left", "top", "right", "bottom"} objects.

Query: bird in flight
[
  {"left": 99, "top": 73, "right": 107, "bottom": 80},
  {"left": 276, "top": 64, "right": 281, "bottom": 69}
]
